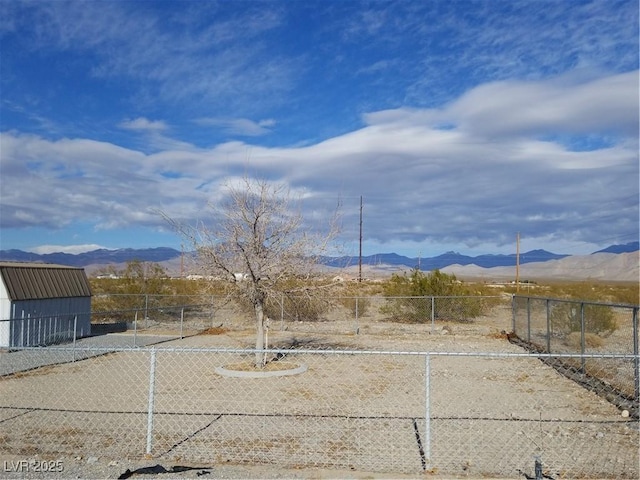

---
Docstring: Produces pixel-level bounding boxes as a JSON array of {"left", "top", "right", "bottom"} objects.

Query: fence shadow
[
  {"left": 507, "top": 332, "right": 639, "bottom": 418},
  {"left": 90, "top": 322, "right": 129, "bottom": 335}
]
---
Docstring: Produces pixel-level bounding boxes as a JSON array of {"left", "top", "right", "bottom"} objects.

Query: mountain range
[
  {"left": 323, "top": 249, "right": 570, "bottom": 270},
  {"left": 0, "top": 247, "right": 181, "bottom": 267},
  {"left": 0, "top": 242, "right": 637, "bottom": 272}
]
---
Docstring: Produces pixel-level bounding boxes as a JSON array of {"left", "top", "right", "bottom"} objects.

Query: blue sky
[{"left": 0, "top": 0, "right": 638, "bottom": 258}]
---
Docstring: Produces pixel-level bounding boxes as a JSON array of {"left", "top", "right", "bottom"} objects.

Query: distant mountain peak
[
  {"left": 0, "top": 247, "right": 182, "bottom": 268},
  {"left": 593, "top": 241, "right": 639, "bottom": 254}
]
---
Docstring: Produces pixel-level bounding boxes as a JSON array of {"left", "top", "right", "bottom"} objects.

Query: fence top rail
[
  {"left": 93, "top": 293, "right": 210, "bottom": 298},
  {"left": 92, "top": 303, "right": 213, "bottom": 313},
  {"left": 96, "top": 293, "right": 505, "bottom": 299},
  {"left": 1, "top": 313, "right": 86, "bottom": 322},
  {"left": 336, "top": 295, "right": 504, "bottom": 299},
  {"left": 513, "top": 295, "right": 639, "bottom": 310},
  {"left": 0, "top": 304, "right": 215, "bottom": 321},
  {"left": 7, "top": 345, "right": 640, "bottom": 359}
]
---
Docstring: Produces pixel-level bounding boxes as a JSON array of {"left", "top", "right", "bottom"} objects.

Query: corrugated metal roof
[{"left": 0, "top": 262, "right": 92, "bottom": 301}]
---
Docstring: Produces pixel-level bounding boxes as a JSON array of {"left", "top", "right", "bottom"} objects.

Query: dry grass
[
  {"left": 198, "top": 326, "right": 227, "bottom": 335},
  {"left": 487, "top": 330, "right": 510, "bottom": 340}
]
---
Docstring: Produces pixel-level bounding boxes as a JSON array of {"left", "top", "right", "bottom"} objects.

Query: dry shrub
[
  {"left": 550, "top": 301, "right": 617, "bottom": 336},
  {"left": 198, "top": 326, "right": 227, "bottom": 335},
  {"left": 564, "top": 331, "right": 604, "bottom": 349},
  {"left": 487, "top": 330, "right": 510, "bottom": 340}
]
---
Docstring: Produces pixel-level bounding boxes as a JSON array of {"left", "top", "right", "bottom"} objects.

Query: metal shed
[{"left": 0, "top": 262, "right": 92, "bottom": 348}]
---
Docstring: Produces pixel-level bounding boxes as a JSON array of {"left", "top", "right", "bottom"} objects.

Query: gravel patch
[{"left": 0, "top": 333, "right": 184, "bottom": 376}]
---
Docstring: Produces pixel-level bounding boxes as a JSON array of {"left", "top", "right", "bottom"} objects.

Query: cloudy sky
[{"left": 1, "top": 0, "right": 638, "bottom": 258}]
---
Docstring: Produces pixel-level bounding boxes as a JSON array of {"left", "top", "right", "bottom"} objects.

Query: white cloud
[
  {"left": 330, "top": 1, "right": 639, "bottom": 107},
  {"left": 119, "top": 117, "right": 168, "bottom": 132},
  {"left": 194, "top": 117, "right": 276, "bottom": 136},
  {"left": 447, "top": 71, "right": 639, "bottom": 138},
  {"left": 1, "top": 71, "right": 637, "bottom": 254},
  {"left": 2, "top": 1, "right": 298, "bottom": 112}
]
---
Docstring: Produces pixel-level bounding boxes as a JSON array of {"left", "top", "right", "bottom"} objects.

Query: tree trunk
[{"left": 254, "top": 302, "right": 266, "bottom": 367}]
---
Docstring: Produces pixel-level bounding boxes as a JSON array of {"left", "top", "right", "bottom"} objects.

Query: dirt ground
[{"left": 0, "top": 309, "right": 638, "bottom": 479}]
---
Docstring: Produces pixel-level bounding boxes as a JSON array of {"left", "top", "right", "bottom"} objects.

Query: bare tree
[{"left": 165, "top": 177, "right": 341, "bottom": 367}]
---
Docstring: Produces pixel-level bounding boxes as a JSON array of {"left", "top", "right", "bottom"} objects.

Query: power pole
[
  {"left": 358, "top": 195, "right": 363, "bottom": 282},
  {"left": 516, "top": 232, "right": 520, "bottom": 293},
  {"left": 180, "top": 243, "right": 185, "bottom": 278}
]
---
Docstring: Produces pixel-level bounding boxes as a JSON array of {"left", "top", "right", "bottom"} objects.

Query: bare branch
[{"left": 160, "top": 176, "right": 342, "bottom": 367}]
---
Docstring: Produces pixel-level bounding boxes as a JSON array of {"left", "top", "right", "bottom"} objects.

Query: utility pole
[
  {"left": 358, "top": 195, "right": 363, "bottom": 282},
  {"left": 516, "top": 232, "right": 520, "bottom": 293},
  {"left": 180, "top": 243, "right": 184, "bottom": 278}
]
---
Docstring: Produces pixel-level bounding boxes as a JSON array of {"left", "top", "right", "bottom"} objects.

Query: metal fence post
[
  {"left": 280, "top": 294, "right": 285, "bottom": 331},
  {"left": 180, "top": 307, "right": 184, "bottom": 339},
  {"left": 145, "top": 294, "right": 149, "bottom": 327},
  {"left": 527, "top": 297, "right": 531, "bottom": 343},
  {"left": 633, "top": 306, "right": 639, "bottom": 404},
  {"left": 425, "top": 353, "right": 431, "bottom": 467},
  {"left": 134, "top": 310, "right": 138, "bottom": 348},
  {"left": 211, "top": 295, "right": 216, "bottom": 327},
  {"left": 546, "top": 299, "right": 551, "bottom": 353},
  {"left": 580, "top": 302, "right": 586, "bottom": 373},
  {"left": 431, "top": 297, "right": 435, "bottom": 334},
  {"left": 72, "top": 315, "right": 77, "bottom": 362},
  {"left": 511, "top": 295, "right": 516, "bottom": 333},
  {"left": 146, "top": 348, "right": 157, "bottom": 456},
  {"left": 355, "top": 297, "right": 359, "bottom": 335}
]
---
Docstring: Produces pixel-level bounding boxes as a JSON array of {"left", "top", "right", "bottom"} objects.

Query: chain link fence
[
  {"left": 512, "top": 295, "right": 639, "bottom": 418},
  {"left": 88, "top": 294, "right": 509, "bottom": 338},
  {"left": 1, "top": 344, "right": 638, "bottom": 478},
  {"left": 1, "top": 295, "right": 638, "bottom": 478}
]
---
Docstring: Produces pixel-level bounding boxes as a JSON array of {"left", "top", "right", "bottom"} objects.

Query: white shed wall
[{"left": 0, "top": 279, "right": 10, "bottom": 347}]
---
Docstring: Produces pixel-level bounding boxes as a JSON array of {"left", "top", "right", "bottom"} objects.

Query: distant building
[{"left": 0, "top": 262, "right": 92, "bottom": 348}]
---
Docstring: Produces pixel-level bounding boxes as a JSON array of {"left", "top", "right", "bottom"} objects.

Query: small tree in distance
[{"left": 164, "top": 177, "right": 341, "bottom": 367}]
